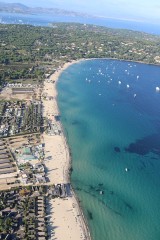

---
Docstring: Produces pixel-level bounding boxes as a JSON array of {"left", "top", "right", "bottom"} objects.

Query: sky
[{"left": 2, "top": 0, "right": 160, "bottom": 23}]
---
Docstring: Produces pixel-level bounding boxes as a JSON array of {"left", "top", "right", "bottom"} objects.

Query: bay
[{"left": 57, "top": 59, "right": 160, "bottom": 240}]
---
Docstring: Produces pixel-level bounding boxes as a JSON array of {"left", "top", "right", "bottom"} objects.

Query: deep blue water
[
  {"left": 0, "top": 11, "right": 160, "bottom": 35},
  {"left": 57, "top": 59, "right": 160, "bottom": 240}
]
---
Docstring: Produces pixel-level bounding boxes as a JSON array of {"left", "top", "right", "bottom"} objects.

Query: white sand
[
  {"left": 49, "top": 197, "right": 89, "bottom": 240},
  {"left": 42, "top": 61, "right": 91, "bottom": 240}
]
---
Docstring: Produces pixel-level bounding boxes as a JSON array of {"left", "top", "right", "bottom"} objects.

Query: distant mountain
[
  {"left": 0, "top": 2, "right": 93, "bottom": 17},
  {"left": 0, "top": 2, "right": 29, "bottom": 12}
]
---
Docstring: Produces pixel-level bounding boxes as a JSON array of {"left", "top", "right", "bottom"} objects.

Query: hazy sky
[{"left": 2, "top": 0, "right": 160, "bottom": 23}]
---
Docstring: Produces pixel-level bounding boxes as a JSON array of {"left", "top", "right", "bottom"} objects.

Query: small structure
[{"left": 12, "top": 87, "right": 34, "bottom": 94}]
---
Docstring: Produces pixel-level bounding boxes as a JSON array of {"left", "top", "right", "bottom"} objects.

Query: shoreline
[
  {"left": 42, "top": 59, "right": 91, "bottom": 240},
  {"left": 54, "top": 59, "right": 92, "bottom": 239},
  {"left": 82, "top": 56, "right": 160, "bottom": 67}
]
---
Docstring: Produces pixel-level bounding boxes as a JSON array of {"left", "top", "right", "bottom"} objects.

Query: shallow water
[{"left": 57, "top": 59, "right": 160, "bottom": 240}]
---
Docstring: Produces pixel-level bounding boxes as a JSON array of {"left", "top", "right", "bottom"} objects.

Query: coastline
[
  {"left": 84, "top": 57, "right": 160, "bottom": 67},
  {"left": 42, "top": 59, "right": 91, "bottom": 240},
  {"left": 42, "top": 56, "right": 159, "bottom": 240}
]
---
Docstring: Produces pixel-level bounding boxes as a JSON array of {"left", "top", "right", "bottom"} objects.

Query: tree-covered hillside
[{"left": 0, "top": 23, "right": 160, "bottom": 84}]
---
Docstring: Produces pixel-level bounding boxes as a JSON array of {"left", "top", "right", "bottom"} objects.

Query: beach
[{"left": 42, "top": 60, "right": 91, "bottom": 240}]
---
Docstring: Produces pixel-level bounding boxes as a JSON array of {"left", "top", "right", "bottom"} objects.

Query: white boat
[{"left": 99, "top": 190, "right": 104, "bottom": 195}]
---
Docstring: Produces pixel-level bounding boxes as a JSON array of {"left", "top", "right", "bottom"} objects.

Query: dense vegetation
[{"left": 0, "top": 23, "right": 160, "bottom": 85}]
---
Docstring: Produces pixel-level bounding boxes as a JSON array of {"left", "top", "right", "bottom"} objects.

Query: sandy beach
[{"left": 42, "top": 60, "right": 91, "bottom": 240}]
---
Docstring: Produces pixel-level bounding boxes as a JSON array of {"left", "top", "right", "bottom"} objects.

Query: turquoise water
[{"left": 57, "top": 59, "right": 160, "bottom": 240}]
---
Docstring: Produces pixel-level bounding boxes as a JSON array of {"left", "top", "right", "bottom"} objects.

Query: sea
[
  {"left": 1, "top": 11, "right": 160, "bottom": 240},
  {"left": 1, "top": 11, "right": 160, "bottom": 35},
  {"left": 57, "top": 59, "right": 160, "bottom": 240}
]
